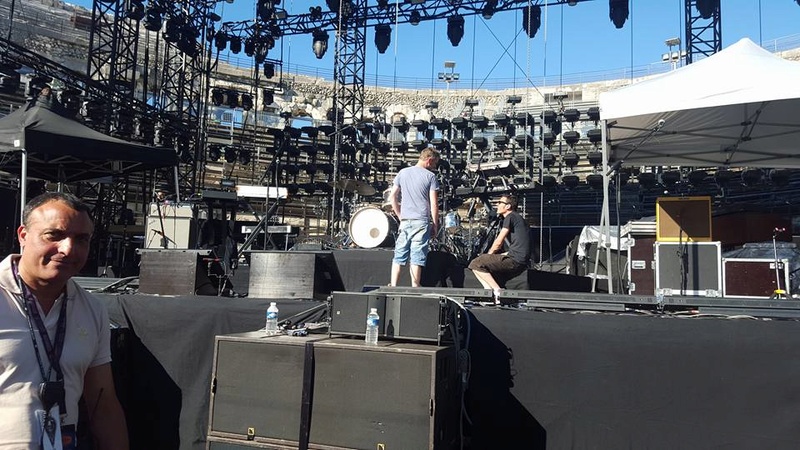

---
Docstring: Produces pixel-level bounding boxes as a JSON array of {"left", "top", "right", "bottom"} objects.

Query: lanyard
[{"left": 11, "top": 262, "right": 68, "bottom": 383}]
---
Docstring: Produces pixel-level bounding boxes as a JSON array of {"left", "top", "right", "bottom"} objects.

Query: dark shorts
[{"left": 468, "top": 254, "right": 527, "bottom": 281}]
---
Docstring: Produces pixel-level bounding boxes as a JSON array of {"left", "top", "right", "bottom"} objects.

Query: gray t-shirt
[{"left": 393, "top": 165, "right": 439, "bottom": 221}]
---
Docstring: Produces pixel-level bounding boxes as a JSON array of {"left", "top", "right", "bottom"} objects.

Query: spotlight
[
  {"left": 562, "top": 174, "right": 579, "bottom": 188},
  {"left": 244, "top": 37, "right": 256, "bottom": 56},
  {"left": 769, "top": 169, "right": 791, "bottom": 187},
  {"left": 263, "top": 62, "right": 275, "bottom": 78},
  {"left": 409, "top": 11, "right": 421, "bottom": 26},
  {"left": 482, "top": 0, "right": 497, "bottom": 19},
  {"left": 562, "top": 152, "right": 579, "bottom": 168},
  {"left": 214, "top": 31, "right": 228, "bottom": 51},
  {"left": 224, "top": 146, "right": 237, "bottom": 163},
  {"left": 695, "top": 0, "right": 719, "bottom": 20},
  {"left": 137, "top": 117, "right": 155, "bottom": 143},
  {"left": 541, "top": 175, "right": 557, "bottom": 189},
  {"left": 563, "top": 130, "right": 580, "bottom": 146},
  {"left": 59, "top": 89, "right": 82, "bottom": 116},
  {"left": 163, "top": 17, "right": 182, "bottom": 43},
  {"left": 374, "top": 24, "right": 391, "bottom": 54},
  {"left": 226, "top": 90, "right": 239, "bottom": 109},
  {"left": 143, "top": 6, "right": 163, "bottom": 31},
  {"left": 688, "top": 170, "right": 708, "bottom": 186},
  {"left": 609, "top": 0, "right": 629, "bottom": 29},
  {"left": 312, "top": 29, "right": 329, "bottom": 59},
  {"left": 741, "top": 168, "right": 763, "bottom": 186},
  {"left": 127, "top": 0, "right": 145, "bottom": 21},
  {"left": 587, "top": 106, "right": 601, "bottom": 122},
  {"left": 661, "top": 170, "right": 681, "bottom": 186},
  {"left": 0, "top": 63, "right": 21, "bottom": 94},
  {"left": 447, "top": 15, "right": 464, "bottom": 46},
  {"left": 587, "top": 174, "right": 604, "bottom": 190},
  {"left": 241, "top": 94, "right": 253, "bottom": 111},
  {"left": 587, "top": 128, "right": 602, "bottom": 144},
  {"left": 238, "top": 147, "right": 252, "bottom": 165},
  {"left": 257, "top": 0, "right": 274, "bottom": 21},
  {"left": 541, "top": 152, "right": 555, "bottom": 168},
  {"left": 587, "top": 151, "right": 603, "bottom": 166},
  {"left": 715, "top": 169, "right": 736, "bottom": 186},
  {"left": 178, "top": 135, "right": 194, "bottom": 163},
  {"left": 208, "top": 144, "right": 222, "bottom": 161},
  {"left": 542, "top": 132, "right": 555, "bottom": 147},
  {"left": 82, "top": 99, "right": 105, "bottom": 124},
  {"left": 309, "top": 6, "right": 323, "bottom": 19},
  {"left": 262, "top": 89, "right": 274, "bottom": 107},
  {"left": 541, "top": 109, "right": 557, "bottom": 125},
  {"left": 637, "top": 172, "right": 657, "bottom": 189},
  {"left": 562, "top": 108, "right": 580, "bottom": 123},
  {"left": 229, "top": 36, "right": 242, "bottom": 54},
  {"left": 211, "top": 88, "right": 224, "bottom": 106},
  {"left": 522, "top": 5, "right": 541, "bottom": 38}
]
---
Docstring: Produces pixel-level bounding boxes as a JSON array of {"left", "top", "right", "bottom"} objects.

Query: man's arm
[
  {"left": 83, "top": 363, "right": 129, "bottom": 450},
  {"left": 429, "top": 189, "right": 439, "bottom": 236},
  {"left": 488, "top": 227, "right": 510, "bottom": 254},
  {"left": 389, "top": 185, "right": 401, "bottom": 218}
]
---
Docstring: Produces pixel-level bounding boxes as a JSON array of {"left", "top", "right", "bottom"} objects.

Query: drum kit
[{"left": 332, "top": 178, "right": 494, "bottom": 263}]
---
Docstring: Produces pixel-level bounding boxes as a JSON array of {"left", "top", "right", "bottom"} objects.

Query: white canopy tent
[{"left": 593, "top": 38, "right": 800, "bottom": 293}]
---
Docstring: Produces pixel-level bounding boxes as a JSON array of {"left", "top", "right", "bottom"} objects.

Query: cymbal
[{"left": 330, "top": 179, "right": 376, "bottom": 196}]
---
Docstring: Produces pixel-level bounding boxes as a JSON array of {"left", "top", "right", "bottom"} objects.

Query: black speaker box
[
  {"left": 207, "top": 435, "right": 296, "bottom": 449},
  {"left": 329, "top": 292, "right": 450, "bottom": 343},
  {"left": 309, "top": 338, "right": 459, "bottom": 450},
  {"left": 247, "top": 251, "right": 344, "bottom": 300},
  {"left": 138, "top": 249, "right": 224, "bottom": 295},
  {"left": 208, "top": 333, "right": 328, "bottom": 445}
]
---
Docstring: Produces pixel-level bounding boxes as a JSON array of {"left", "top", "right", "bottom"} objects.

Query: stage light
[
  {"left": 263, "top": 62, "right": 275, "bottom": 78},
  {"left": 208, "top": 144, "right": 222, "bottom": 161},
  {"left": 309, "top": 6, "right": 323, "bottom": 19},
  {"left": 229, "top": 36, "right": 242, "bottom": 54},
  {"left": 541, "top": 109, "right": 557, "bottom": 125},
  {"left": 0, "top": 63, "right": 21, "bottom": 94},
  {"left": 59, "top": 89, "right": 82, "bottom": 116},
  {"left": 541, "top": 175, "right": 557, "bottom": 189},
  {"left": 312, "top": 29, "right": 329, "bottom": 59},
  {"left": 637, "top": 172, "right": 657, "bottom": 189},
  {"left": 661, "top": 170, "right": 681, "bottom": 186},
  {"left": 409, "top": 11, "right": 421, "bottom": 26},
  {"left": 688, "top": 170, "right": 708, "bottom": 186},
  {"left": 695, "top": 0, "right": 719, "bottom": 19},
  {"left": 374, "top": 24, "right": 391, "bottom": 54},
  {"left": 178, "top": 135, "right": 194, "bottom": 163},
  {"left": 769, "top": 169, "right": 792, "bottom": 187},
  {"left": 214, "top": 31, "right": 228, "bottom": 51},
  {"left": 226, "top": 90, "right": 239, "bottom": 109},
  {"left": 563, "top": 152, "right": 579, "bottom": 168},
  {"left": 587, "top": 174, "right": 604, "bottom": 190},
  {"left": 241, "top": 93, "right": 253, "bottom": 111},
  {"left": 238, "top": 147, "right": 252, "bottom": 165},
  {"left": 714, "top": 168, "right": 735, "bottom": 186},
  {"left": 258, "top": 0, "right": 274, "bottom": 21},
  {"left": 211, "top": 88, "right": 224, "bottom": 106},
  {"left": 482, "top": 0, "right": 497, "bottom": 19},
  {"left": 562, "top": 108, "right": 580, "bottom": 123},
  {"left": 542, "top": 132, "right": 555, "bottom": 147},
  {"left": 143, "top": 6, "right": 163, "bottom": 31},
  {"left": 522, "top": 5, "right": 541, "bottom": 38},
  {"left": 244, "top": 37, "right": 256, "bottom": 56},
  {"left": 542, "top": 152, "right": 555, "bottom": 168},
  {"left": 562, "top": 174, "right": 579, "bottom": 189},
  {"left": 587, "top": 128, "right": 602, "bottom": 144},
  {"left": 376, "top": 0, "right": 389, "bottom": 9},
  {"left": 587, "top": 151, "right": 603, "bottom": 166},
  {"left": 741, "top": 168, "right": 763, "bottom": 186},
  {"left": 587, "top": 106, "right": 601, "bottom": 122},
  {"left": 163, "top": 18, "right": 182, "bottom": 43},
  {"left": 224, "top": 146, "right": 237, "bottom": 163},
  {"left": 563, "top": 130, "right": 580, "bottom": 146},
  {"left": 127, "top": 0, "right": 145, "bottom": 21},
  {"left": 470, "top": 115, "right": 488, "bottom": 130},
  {"left": 447, "top": 15, "right": 465, "bottom": 46},
  {"left": 609, "top": 0, "right": 629, "bottom": 29}
]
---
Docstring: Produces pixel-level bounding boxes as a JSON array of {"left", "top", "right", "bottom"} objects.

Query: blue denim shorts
[{"left": 392, "top": 219, "right": 431, "bottom": 266}]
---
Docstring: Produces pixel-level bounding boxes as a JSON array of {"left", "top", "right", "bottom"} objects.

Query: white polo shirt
[{"left": 0, "top": 255, "right": 112, "bottom": 448}]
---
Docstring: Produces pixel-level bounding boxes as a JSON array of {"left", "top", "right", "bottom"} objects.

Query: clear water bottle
[
  {"left": 365, "top": 308, "right": 379, "bottom": 345},
  {"left": 265, "top": 302, "right": 279, "bottom": 335}
]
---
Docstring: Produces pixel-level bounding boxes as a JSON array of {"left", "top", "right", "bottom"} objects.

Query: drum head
[{"left": 349, "top": 207, "right": 394, "bottom": 248}]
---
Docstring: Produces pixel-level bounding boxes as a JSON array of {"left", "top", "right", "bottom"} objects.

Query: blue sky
[{"left": 68, "top": 0, "right": 800, "bottom": 88}]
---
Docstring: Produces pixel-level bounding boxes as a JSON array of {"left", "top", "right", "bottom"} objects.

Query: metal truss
[{"left": 685, "top": 0, "right": 721, "bottom": 64}]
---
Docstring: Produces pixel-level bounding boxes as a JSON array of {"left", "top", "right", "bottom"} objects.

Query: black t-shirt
[{"left": 502, "top": 211, "right": 531, "bottom": 266}]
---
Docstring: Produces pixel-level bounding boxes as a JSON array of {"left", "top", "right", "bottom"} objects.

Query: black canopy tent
[{"left": 0, "top": 96, "right": 178, "bottom": 223}]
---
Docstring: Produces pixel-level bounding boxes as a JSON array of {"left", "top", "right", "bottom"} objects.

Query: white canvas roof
[{"left": 599, "top": 38, "right": 800, "bottom": 168}]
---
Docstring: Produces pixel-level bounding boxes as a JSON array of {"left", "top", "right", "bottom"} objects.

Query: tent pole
[
  {"left": 20, "top": 148, "right": 27, "bottom": 229},
  {"left": 593, "top": 120, "right": 614, "bottom": 294}
]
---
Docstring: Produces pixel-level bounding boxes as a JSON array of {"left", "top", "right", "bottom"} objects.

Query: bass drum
[{"left": 348, "top": 206, "right": 398, "bottom": 248}]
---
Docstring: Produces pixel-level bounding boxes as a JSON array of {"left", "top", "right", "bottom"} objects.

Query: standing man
[
  {"left": 468, "top": 195, "right": 530, "bottom": 303},
  {"left": 0, "top": 193, "right": 129, "bottom": 449},
  {"left": 388, "top": 147, "right": 440, "bottom": 287}
]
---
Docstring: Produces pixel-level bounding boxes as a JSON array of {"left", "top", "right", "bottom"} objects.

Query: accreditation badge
[{"left": 35, "top": 405, "right": 63, "bottom": 450}]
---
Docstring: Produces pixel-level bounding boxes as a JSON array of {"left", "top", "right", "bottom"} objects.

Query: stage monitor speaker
[
  {"left": 309, "top": 338, "right": 459, "bottom": 450},
  {"left": 656, "top": 196, "right": 712, "bottom": 242},
  {"left": 138, "top": 249, "right": 224, "bottom": 295},
  {"left": 208, "top": 333, "right": 329, "bottom": 445},
  {"left": 329, "top": 292, "right": 450, "bottom": 343},
  {"left": 247, "top": 251, "right": 344, "bottom": 300},
  {"left": 655, "top": 241, "right": 722, "bottom": 297}
]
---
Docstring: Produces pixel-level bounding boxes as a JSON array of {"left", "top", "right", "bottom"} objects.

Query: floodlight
[
  {"left": 522, "top": 5, "right": 541, "bottom": 38},
  {"left": 609, "top": 0, "right": 629, "bottom": 29},
  {"left": 312, "top": 29, "right": 329, "bottom": 59},
  {"left": 375, "top": 24, "right": 391, "bottom": 54},
  {"left": 447, "top": 15, "right": 464, "bottom": 46}
]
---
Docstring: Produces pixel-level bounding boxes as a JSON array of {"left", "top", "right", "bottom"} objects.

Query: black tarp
[{"left": 0, "top": 96, "right": 177, "bottom": 182}]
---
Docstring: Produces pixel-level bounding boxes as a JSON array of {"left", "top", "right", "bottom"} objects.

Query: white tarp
[{"left": 599, "top": 38, "right": 800, "bottom": 168}]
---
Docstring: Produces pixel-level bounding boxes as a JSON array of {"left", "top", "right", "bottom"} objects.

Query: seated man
[{"left": 468, "top": 195, "right": 530, "bottom": 303}]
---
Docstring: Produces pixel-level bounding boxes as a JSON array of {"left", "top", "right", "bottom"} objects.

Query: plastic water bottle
[
  {"left": 266, "top": 302, "right": 279, "bottom": 335},
  {"left": 365, "top": 308, "right": 380, "bottom": 345}
]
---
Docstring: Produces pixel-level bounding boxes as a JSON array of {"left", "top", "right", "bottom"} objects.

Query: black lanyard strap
[{"left": 11, "top": 262, "right": 68, "bottom": 383}]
